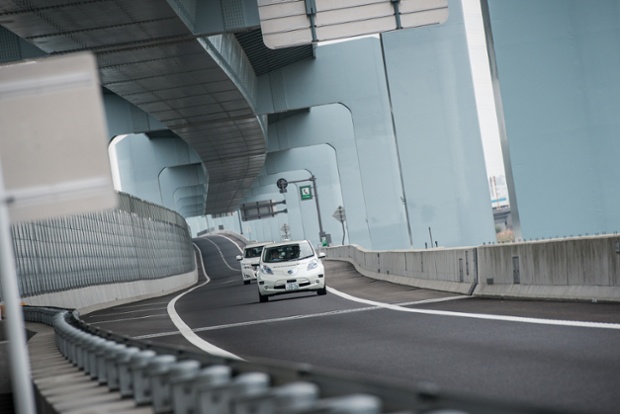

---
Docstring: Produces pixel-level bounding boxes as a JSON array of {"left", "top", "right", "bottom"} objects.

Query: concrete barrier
[
  {"left": 326, "top": 245, "right": 477, "bottom": 295},
  {"left": 325, "top": 235, "right": 620, "bottom": 302},
  {"left": 475, "top": 236, "right": 620, "bottom": 302}
]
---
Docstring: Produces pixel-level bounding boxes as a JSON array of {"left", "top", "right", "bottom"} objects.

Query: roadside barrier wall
[
  {"left": 327, "top": 245, "right": 478, "bottom": 295},
  {"left": 325, "top": 235, "right": 620, "bottom": 302},
  {"left": 1, "top": 192, "right": 197, "bottom": 313}
]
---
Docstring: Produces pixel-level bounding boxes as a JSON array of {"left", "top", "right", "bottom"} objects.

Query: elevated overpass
[
  {"left": 3, "top": 1, "right": 619, "bottom": 251},
  {"left": 2, "top": 1, "right": 620, "bottom": 413}
]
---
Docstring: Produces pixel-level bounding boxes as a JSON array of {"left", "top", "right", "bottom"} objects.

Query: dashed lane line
[
  {"left": 135, "top": 305, "right": 379, "bottom": 339},
  {"left": 201, "top": 236, "right": 240, "bottom": 272},
  {"left": 137, "top": 296, "right": 470, "bottom": 339},
  {"left": 89, "top": 313, "right": 170, "bottom": 324}
]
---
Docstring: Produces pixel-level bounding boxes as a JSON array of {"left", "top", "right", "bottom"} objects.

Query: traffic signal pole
[
  {"left": 309, "top": 175, "right": 326, "bottom": 241},
  {"left": 276, "top": 173, "right": 327, "bottom": 244}
]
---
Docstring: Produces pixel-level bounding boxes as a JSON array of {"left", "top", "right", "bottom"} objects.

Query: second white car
[{"left": 236, "top": 242, "right": 271, "bottom": 285}]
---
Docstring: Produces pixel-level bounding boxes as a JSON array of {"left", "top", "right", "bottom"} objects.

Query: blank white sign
[
  {"left": 259, "top": 0, "right": 449, "bottom": 49},
  {"left": 0, "top": 52, "right": 117, "bottom": 223}
]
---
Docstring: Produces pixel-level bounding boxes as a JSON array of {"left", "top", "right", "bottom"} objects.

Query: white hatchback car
[
  {"left": 236, "top": 242, "right": 271, "bottom": 285},
  {"left": 257, "top": 240, "right": 326, "bottom": 302}
]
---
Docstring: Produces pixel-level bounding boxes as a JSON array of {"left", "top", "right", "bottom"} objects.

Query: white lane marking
[
  {"left": 135, "top": 306, "right": 380, "bottom": 339},
  {"left": 90, "top": 314, "right": 169, "bottom": 324},
  {"left": 166, "top": 242, "right": 620, "bottom": 361},
  {"left": 212, "top": 233, "right": 244, "bottom": 253},
  {"left": 327, "top": 287, "right": 620, "bottom": 330},
  {"left": 113, "top": 301, "right": 170, "bottom": 309},
  {"left": 202, "top": 236, "right": 240, "bottom": 271},
  {"left": 165, "top": 243, "right": 244, "bottom": 360},
  {"left": 140, "top": 296, "right": 471, "bottom": 339},
  {"left": 88, "top": 307, "right": 169, "bottom": 318},
  {"left": 158, "top": 283, "right": 618, "bottom": 344},
  {"left": 396, "top": 295, "right": 471, "bottom": 306}
]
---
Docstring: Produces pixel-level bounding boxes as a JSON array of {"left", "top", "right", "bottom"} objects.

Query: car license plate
[{"left": 285, "top": 282, "right": 299, "bottom": 291}]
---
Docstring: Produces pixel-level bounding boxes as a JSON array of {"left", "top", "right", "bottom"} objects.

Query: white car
[
  {"left": 257, "top": 240, "right": 326, "bottom": 302},
  {"left": 236, "top": 242, "right": 271, "bottom": 285}
]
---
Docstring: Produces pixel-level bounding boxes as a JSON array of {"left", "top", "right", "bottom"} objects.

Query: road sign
[
  {"left": 241, "top": 199, "right": 286, "bottom": 221},
  {"left": 332, "top": 206, "right": 346, "bottom": 223},
  {"left": 300, "top": 185, "right": 312, "bottom": 200}
]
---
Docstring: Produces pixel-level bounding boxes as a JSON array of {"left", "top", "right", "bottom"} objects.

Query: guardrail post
[{"left": 197, "top": 372, "right": 269, "bottom": 414}]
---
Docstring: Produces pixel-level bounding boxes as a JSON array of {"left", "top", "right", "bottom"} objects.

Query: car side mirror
[
  {"left": 236, "top": 255, "right": 242, "bottom": 261},
  {"left": 318, "top": 252, "right": 326, "bottom": 258}
]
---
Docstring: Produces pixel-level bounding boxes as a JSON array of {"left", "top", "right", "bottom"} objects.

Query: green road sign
[{"left": 300, "top": 185, "right": 312, "bottom": 200}]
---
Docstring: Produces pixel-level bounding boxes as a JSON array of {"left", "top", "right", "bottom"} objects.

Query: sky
[{"left": 461, "top": 0, "right": 505, "bottom": 179}]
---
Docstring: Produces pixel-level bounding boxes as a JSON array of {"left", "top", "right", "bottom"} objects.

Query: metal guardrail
[{"left": 22, "top": 306, "right": 560, "bottom": 414}]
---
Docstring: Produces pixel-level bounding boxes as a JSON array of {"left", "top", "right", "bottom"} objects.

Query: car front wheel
[
  {"left": 317, "top": 286, "right": 327, "bottom": 296},
  {"left": 259, "top": 291, "right": 269, "bottom": 302}
]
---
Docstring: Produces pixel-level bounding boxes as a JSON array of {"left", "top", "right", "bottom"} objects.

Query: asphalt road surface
[{"left": 84, "top": 234, "right": 620, "bottom": 414}]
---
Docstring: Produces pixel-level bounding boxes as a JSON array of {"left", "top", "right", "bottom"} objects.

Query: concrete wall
[
  {"left": 327, "top": 244, "right": 478, "bottom": 295},
  {"left": 476, "top": 236, "right": 620, "bottom": 301},
  {"left": 326, "top": 235, "right": 620, "bottom": 302}
]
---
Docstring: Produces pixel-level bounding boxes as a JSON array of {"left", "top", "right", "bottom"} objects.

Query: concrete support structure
[
  {"left": 484, "top": 0, "right": 620, "bottom": 241},
  {"left": 235, "top": 0, "right": 495, "bottom": 249},
  {"left": 111, "top": 134, "right": 206, "bottom": 215},
  {"left": 4, "top": 0, "right": 620, "bottom": 251}
]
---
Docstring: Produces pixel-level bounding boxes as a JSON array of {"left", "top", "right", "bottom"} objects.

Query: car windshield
[
  {"left": 244, "top": 246, "right": 264, "bottom": 259},
  {"left": 263, "top": 242, "right": 314, "bottom": 263}
]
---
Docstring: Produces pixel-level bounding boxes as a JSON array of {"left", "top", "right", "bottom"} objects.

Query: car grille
[{"left": 274, "top": 279, "right": 312, "bottom": 290}]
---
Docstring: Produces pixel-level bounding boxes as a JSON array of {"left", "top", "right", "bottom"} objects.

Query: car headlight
[
  {"left": 307, "top": 259, "right": 319, "bottom": 271},
  {"left": 261, "top": 264, "right": 273, "bottom": 275}
]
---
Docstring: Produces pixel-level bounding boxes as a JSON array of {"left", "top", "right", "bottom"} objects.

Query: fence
[{"left": 1, "top": 192, "right": 195, "bottom": 302}]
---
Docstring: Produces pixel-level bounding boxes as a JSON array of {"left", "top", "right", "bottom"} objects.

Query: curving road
[{"left": 85, "top": 234, "right": 620, "bottom": 414}]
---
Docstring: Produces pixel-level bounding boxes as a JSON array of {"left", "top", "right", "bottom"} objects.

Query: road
[{"left": 84, "top": 234, "right": 620, "bottom": 414}]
